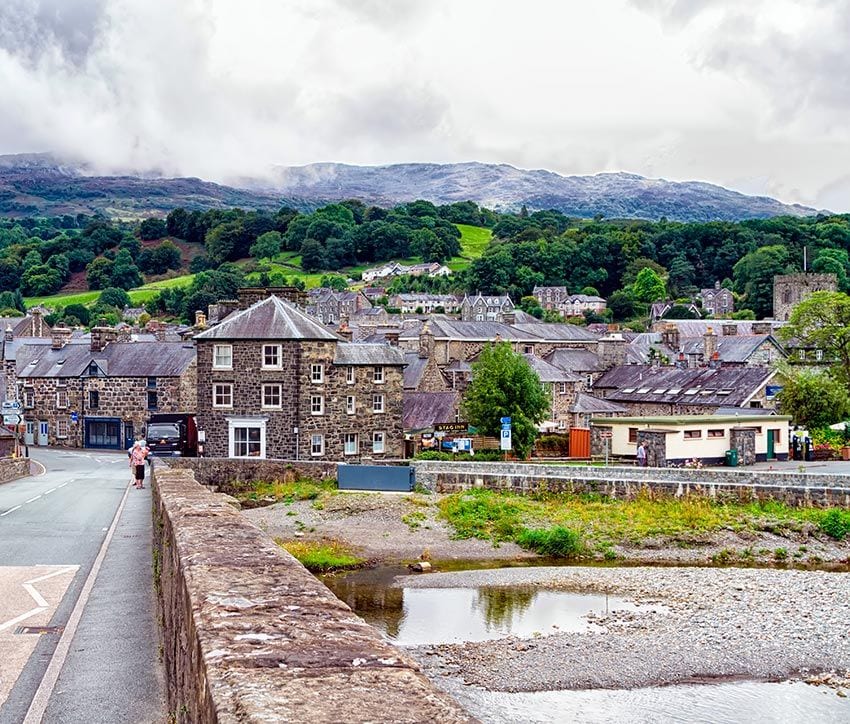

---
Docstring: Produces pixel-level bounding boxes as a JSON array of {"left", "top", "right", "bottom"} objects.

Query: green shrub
[
  {"left": 439, "top": 489, "right": 525, "bottom": 542},
  {"left": 279, "top": 539, "right": 364, "bottom": 572},
  {"left": 819, "top": 509, "right": 850, "bottom": 540},
  {"left": 516, "top": 526, "right": 583, "bottom": 558}
]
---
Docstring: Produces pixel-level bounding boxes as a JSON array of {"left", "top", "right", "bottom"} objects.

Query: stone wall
[
  {"left": 152, "top": 462, "right": 471, "bottom": 723},
  {"left": 637, "top": 430, "right": 668, "bottom": 467},
  {"left": 411, "top": 460, "right": 850, "bottom": 508},
  {"left": 166, "top": 457, "right": 338, "bottom": 493},
  {"left": 730, "top": 428, "right": 756, "bottom": 466},
  {"left": 0, "top": 457, "right": 29, "bottom": 485}
]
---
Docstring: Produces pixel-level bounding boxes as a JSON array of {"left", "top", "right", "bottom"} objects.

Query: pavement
[{"left": 0, "top": 448, "right": 166, "bottom": 723}]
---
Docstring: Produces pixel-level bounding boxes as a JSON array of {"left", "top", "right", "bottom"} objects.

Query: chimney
[
  {"left": 419, "top": 321, "right": 435, "bottom": 359},
  {"left": 31, "top": 308, "right": 43, "bottom": 336},
  {"left": 502, "top": 311, "right": 516, "bottom": 325},
  {"left": 384, "top": 330, "right": 400, "bottom": 347},
  {"left": 703, "top": 326, "right": 717, "bottom": 363},
  {"left": 211, "top": 300, "right": 239, "bottom": 322},
  {"left": 715, "top": 280, "right": 721, "bottom": 290},
  {"left": 722, "top": 323, "right": 737, "bottom": 337},
  {"left": 51, "top": 324, "right": 72, "bottom": 350},
  {"left": 337, "top": 320, "right": 352, "bottom": 341},
  {"left": 752, "top": 322, "right": 772, "bottom": 335},
  {"left": 4, "top": 324, "right": 13, "bottom": 342},
  {"left": 661, "top": 323, "right": 680, "bottom": 351},
  {"left": 709, "top": 350, "right": 721, "bottom": 369},
  {"left": 676, "top": 351, "right": 686, "bottom": 369},
  {"left": 195, "top": 310, "right": 207, "bottom": 328},
  {"left": 597, "top": 332, "right": 627, "bottom": 369},
  {"left": 90, "top": 326, "right": 118, "bottom": 353}
]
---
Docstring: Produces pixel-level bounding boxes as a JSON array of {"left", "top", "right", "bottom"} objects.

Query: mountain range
[{"left": 0, "top": 154, "right": 821, "bottom": 222}]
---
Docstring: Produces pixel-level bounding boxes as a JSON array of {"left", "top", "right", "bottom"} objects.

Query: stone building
[
  {"left": 773, "top": 273, "right": 837, "bottom": 321},
  {"left": 459, "top": 294, "right": 515, "bottom": 322},
  {"left": 194, "top": 295, "right": 405, "bottom": 460},
  {"left": 14, "top": 327, "right": 196, "bottom": 449},
  {"left": 699, "top": 281, "right": 734, "bottom": 317},
  {"left": 306, "top": 289, "right": 372, "bottom": 325},
  {"left": 532, "top": 286, "right": 570, "bottom": 311}
]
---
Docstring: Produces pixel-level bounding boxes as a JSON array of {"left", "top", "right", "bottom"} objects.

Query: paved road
[{"left": 0, "top": 449, "right": 165, "bottom": 723}]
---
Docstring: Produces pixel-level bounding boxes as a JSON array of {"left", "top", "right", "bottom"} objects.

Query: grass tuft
[
  {"left": 278, "top": 539, "right": 364, "bottom": 573},
  {"left": 516, "top": 526, "right": 583, "bottom": 558}
]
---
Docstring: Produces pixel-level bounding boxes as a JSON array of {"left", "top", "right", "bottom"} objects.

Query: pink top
[{"left": 129, "top": 446, "right": 148, "bottom": 466}]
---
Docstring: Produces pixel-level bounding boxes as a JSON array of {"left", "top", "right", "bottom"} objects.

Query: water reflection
[{"left": 475, "top": 586, "right": 535, "bottom": 630}]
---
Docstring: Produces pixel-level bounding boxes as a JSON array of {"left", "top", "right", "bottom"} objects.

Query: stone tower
[{"left": 773, "top": 273, "right": 837, "bottom": 321}]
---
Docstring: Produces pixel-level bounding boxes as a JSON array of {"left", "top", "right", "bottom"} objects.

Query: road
[{"left": 0, "top": 449, "right": 165, "bottom": 723}]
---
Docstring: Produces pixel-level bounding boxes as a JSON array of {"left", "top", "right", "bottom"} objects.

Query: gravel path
[{"left": 397, "top": 566, "right": 850, "bottom": 692}]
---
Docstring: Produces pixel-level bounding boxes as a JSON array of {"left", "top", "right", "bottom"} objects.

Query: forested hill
[
  {"left": 0, "top": 154, "right": 307, "bottom": 218},
  {"left": 0, "top": 154, "right": 820, "bottom": 222},
  {"left": 256, "top": 162, "right": 819, "bottom": 222}
]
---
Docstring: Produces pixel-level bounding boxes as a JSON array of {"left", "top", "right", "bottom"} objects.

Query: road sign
[
  {"left": 500, "top": 428, "right": 512, "bottom": 451},
  {"left": 70, "top": 412, "right": 79, "bottom": 423},
  {"left": 2, "top": 400, "right": 21, "bottom": 410},
  {"left": 600, "top": 430, "right": 613, "bottom": 439},
  {"left": 500, "top": 416, "right": 511, "bottom": 425}
]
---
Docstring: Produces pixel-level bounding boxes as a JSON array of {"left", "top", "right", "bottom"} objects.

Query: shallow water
[{"left": 449, "top": 680, "right": 850, "bottom": 724}]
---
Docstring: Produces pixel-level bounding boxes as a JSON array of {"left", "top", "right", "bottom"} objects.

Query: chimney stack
[
  {"left": 703, "top": 326, "right": 717, "bottom": 364},
  {"left": 597, "top": 332, "right": 627, "bottom": 369},
  {"left": 90, "top": 326, "right": 118, "bottom": 353},
  {"left": 4, "top": 324, "right": 13, "bottom": 342},
  {"left": 51, "top": 324, "right": 73, "bottom": 350},
  {"left": 195, "top": 310, "right": 207, "bottom": 328},
  {"left": 31, "top": 308, "right": 44, "bottom": 336},
  {"left": 419, "top": 321, "right": 435, "bottom": 359},
  {"left": 661, "top": 323, "right": 680, "bottom": 351},
  {"left": 722, "top": 323, "right": 737, "bottom": 337},
  {"left": 384, "top": 330, "right": 400, "bottom": 347}
]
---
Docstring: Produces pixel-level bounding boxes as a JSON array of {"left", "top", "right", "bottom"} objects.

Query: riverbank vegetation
[
  {"left": 278, "top": 539, "right": 364, "bottom": 572},
  {"left": 229, "top": 477, "right": 336, "bottom": 508}
]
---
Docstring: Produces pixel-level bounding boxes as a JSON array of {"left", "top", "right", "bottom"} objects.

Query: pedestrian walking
[
  {"left": 129, "top": 439, "right": 149, "bottom": 488},
  {"left": 636, "top": 441, "right": 647, "bottom": 467}
]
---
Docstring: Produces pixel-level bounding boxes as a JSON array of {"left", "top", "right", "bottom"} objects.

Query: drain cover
[{"left": 14, "top": 626, "right": 64, "bottom": 635}]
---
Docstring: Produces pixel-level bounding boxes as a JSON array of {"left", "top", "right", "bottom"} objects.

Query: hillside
[{"left": 0, "top": 154, "right": 820, "bottom": 223}]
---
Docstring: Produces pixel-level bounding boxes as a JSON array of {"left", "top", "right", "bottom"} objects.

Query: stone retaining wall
[
  {"left": 152, "top": 461, "right": 472, "bottom": 723},
  {"left": 0, "top": 457, "right": 30, "bottom": 485},
  {"left": 411, "top": 461, "right": 850, "bottom": 508},
  {"left": 165, "top": 457, "right": 339, "bottom": 493}
]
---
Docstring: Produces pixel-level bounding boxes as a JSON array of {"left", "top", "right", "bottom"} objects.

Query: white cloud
[{"left": 0, "top": 0, "right": 848, "bottom": 209}]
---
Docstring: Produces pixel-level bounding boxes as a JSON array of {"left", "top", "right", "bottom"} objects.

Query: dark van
[{"left": 146, "top": 413, "right": 198, "bottom": 457}]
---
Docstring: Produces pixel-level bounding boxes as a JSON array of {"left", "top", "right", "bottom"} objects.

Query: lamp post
[{"left": 293, "top": 426, "right": 299, "bottom": 461}]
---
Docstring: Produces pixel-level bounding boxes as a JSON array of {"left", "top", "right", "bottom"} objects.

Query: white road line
[
  {"left": 57, "top": 483, "right": 68, "bottom": 488},
  {"left": 24, "top": 496, "right": 41, "bottom": 504},
  {"left": 22, "top": 583, "right": 48, "bottom": 608},
  {"left": 25, "top": 566, "right": 78, "bottom": 586},
  {"left": 0, "top": 606, "right": 48, "bottom": 633},
  {"left": 0, "top": 505, "right": 21, "bottom": 517},
  {"left": 23, "top": 482, "right": 133, "bottom": 724},
  {"left": 43, "top": 488, "right": 57, "bottom": 495}
]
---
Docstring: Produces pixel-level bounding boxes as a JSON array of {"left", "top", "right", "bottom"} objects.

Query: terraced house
[{"left": 194, "top": 295, "right": 405, "bottom": 460}]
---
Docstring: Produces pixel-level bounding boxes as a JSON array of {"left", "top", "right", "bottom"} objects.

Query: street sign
[
  {"left": 500, "top": 416, "right": 511, "bottom": 425},
  {"left": 70, "top": 412, "right": 79, "bottom": 423},
  {"left": 500, "top": 428, "right": 512, "bottom": 451},
  {"left": 434, "top": 422, "right": 468, "bottom": 433},
  {"left": 600, "top": 430, "right": 613, "bottom": 439}
]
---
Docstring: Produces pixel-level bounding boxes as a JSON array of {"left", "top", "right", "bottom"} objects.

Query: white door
[
  {"left": 38, "top": 421, "right": 49, "bottom": 446},
  {"left": 24, "top": 421, "right": 34, "bottom": 446}
]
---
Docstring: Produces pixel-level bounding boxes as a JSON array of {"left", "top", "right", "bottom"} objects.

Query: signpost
[
  {"left": 500, "top": 416, "right": 512, "bottom": 453},
  {"left": 600, "top": 429, "right": 612, "bottom": 466},
  {"left": 2, "top": 400, "right": 21, "bottom": 426}
]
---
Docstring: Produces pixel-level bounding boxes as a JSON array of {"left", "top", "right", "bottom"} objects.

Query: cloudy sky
[{"left": 0, "top": 0, "right": 848, "bottom": 209}]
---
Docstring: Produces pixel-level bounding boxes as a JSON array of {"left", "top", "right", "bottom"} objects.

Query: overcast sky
[{"left": 1, "top": 0, "right": 848, "bottom": 209}]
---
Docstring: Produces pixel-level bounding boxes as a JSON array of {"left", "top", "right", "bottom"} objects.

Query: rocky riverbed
[{"left": 398, "top": 566, "right": 850, "bottom": 692}]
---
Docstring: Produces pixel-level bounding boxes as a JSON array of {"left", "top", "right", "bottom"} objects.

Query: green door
[{"left": 767, "top": 429, "right": 775, "bottom": 460}]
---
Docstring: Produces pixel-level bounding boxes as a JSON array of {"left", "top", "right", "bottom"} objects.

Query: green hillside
[{"left": 25, "top": 274, "right": 196, "bottom": 309}]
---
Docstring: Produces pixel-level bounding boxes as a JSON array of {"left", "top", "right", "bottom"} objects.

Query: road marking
[
  {"left": 43, "top": 488, "right": 56, "bottom": 495},
  {"left": 57, "top": 483, "right": 68, "bottom": 488},
  {"left": 24, "top": 496, "right": 41, "bottom": 504},
  {"left": 23, "top": 482, "right": 133, "bottom": 724},
  {"left": 29, "top": 460, "right": 46, "bottom": 477},
  {"left": 0, "top": 505, "right": 21, "bottom": 517},
  {"left": 0, "top": 567, "right": 75, "bottom": 633}
]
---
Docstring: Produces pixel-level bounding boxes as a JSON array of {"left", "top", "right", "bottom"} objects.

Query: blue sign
[
  {"left": 500, "top": 416, "right": 511, "bottom": 425},
  {"left": 765, "top": 385, "right": 782, "bottom": 399},
  {"left": 70, "top": 412, "right": 79, "bottom": 423}
]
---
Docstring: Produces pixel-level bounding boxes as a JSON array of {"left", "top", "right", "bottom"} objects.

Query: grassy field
[{"left": 25, "top": 273, "right": 197, "bottom": 309}]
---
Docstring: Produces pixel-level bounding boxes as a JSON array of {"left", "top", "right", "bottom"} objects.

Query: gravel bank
[{"left": 397, "top": 566, "right": 850, "bottom": 692}]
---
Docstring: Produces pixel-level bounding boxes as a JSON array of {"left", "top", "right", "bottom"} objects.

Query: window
[
  {"left": 233, "top": 426, "right": 262, "bottom": 457},
  {"left": 147, "top": 390, "right": 158, "bottom": 410},
  {"left": 89, "top": 390, "right": 99, "bottom": 409},
  {"left": 586, "top": 375, "right": 594, "bottom": 388},
  {"left": 311, "top": 433, "right": 324, "bottom": 456},
  {"left": 750, "top": 401, "right": 763, "bottom": 409},
  {"left": 558, "top": 382, "right": 568, "bottom": 394},
  {"left": 684, "top": 430, "right": 702, "bottom": 439},
  {"left": 147, "top": 376, "right": 156, "bottom": 389},
  {"left": 56, "top": 418, "right": 69, "bottom": 439},
  {"left": 213, "top": 344, "right": 233, "bottom": 369},
  {"left": 707, "top": 429, "right": 725, "bottom": 438},
  {"left": 262, "top": 344, "right": 281, "bottom": 369},
  {"left": 373, "top": 366, "right": 384, "bottom": 384},
  {"left": 56, "top": 390, "right": 69, "bottom": 409},
  {"left": 213, "top": 383, "right": 233, "bottom": 408},
  {"left": 346, "top": 366, "right": 355, "bottom": 384},
  {"left": 262, "top": 384, "right": 282, "bottom": 409},
  {"left": 373, "top": 394, "right": 384, "bottom": 413},
  {"left": 524, "top": 345, "right": 534, "bottom": 354},
  {"left": 372, "top": 431, "right": 385, "bottom": 453},
  {"left": 475, "top": 314, "right": 484, "bottom": 321},
  {"left": 344, "top": 433, "right": 358, "bottom": 456},
  {"left": 346, "top": 395, "right": 355, "bottom": 414},
  {"left": 816, "top": 349, "right": 824, "bottom": 361},
  {"left": 628, "top": 427, "right": 638, "bottom": 443},
  {"left": 311, "top": 395, "right": 324, "bottom": 415},
  {"left": 23, "top": 389, "right": 34, "bottom": 409},
  {"left": 311, "top": 364, "right": 324, "bottom": 383}
]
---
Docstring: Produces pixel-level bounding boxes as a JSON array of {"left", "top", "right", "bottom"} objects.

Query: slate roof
[
  {"left": 592, "top": 365, "right": 775, "bottom": 407},
  {"left": 333, "top": 343, "right": 406, "bottom": 366},
  {"left": 545, "top": 348, "right": 605, "bottom": 373},
  {"left": 523, "top": 354, "right": 581, "bottom": 383},
  {"left": 658, "top": 320, "right": 784, "bottom": 336},
  {"left": 16, "top": 342, "right": 196, "bottom": 379},
  {"left": 510, "top": 322, "right": 599, "bottom": 342},
  {"left": 628, "top": 333, "right": 785, "bottom": 364},
  {"left": 195, "top": 296, "right": 340, "bottom": 341},
  {"left": 0, "top": 316, "right": 47, "bottom": 337},
  {"left": 403, "top": 391, "right": 460, "bottom": 430},
  {"left": 399, "top": 317, "right": 598, "bottom": 344},
  {"left": 402, "top": 352, "right": 429, "bottom": 390},
  {"left": 570, "top": 393, "right": 628, "bottom": 414}
]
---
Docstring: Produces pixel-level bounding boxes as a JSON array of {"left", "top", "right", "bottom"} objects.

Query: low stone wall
[
  {"left": 0, "top": 457, "right": 30, "bottom": 485},
  {"left": 165, "top": 457, "right": 339, "bottom": 494},
  {"left": 411, "top": 461, "right": 850, "bottom": 508},
  {"left": 152, "top": 461, "right": 472, "bottom": 723}
]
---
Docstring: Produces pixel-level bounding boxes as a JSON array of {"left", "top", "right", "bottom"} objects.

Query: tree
[
  {"left": 250, "top": 231, "right": 282, "bottom": 261},
  {"left": 780, "top": 291, "right": 850, "bottom": 384},
  {"left": 62, "top": 303, "right": 91, "bottom": 326},
  {"left": 300, "top": 239, "right": 326, "bottom": 272},
  {"left": 631, "top": 267, "right": 666, "bottom": 303},
  {"left": 777, "top": 368, "right": 850, "bottom": 429},
  {"left": 813, "top": 248, "right": 850, "bottom": 291},
  {"left": 86, "top": 257, "right": 113, "bottom": 290},
  {"left": 733, "top": 245, "right": 788, "bottom": 318},
  {"left": 110, "top": 249, "right": 143, "bottom": 289},
  {"left": 320, "top": 274, "right": 348, "bottom": 290},
  {"left": 462, "top": 343, "right": 549, "bottom": 459},
  {"left": 99, "top": 286, "right": 131, "bottom": 310},
  {"left": 21, "top": 264, "right": 62, "bottom": 295}
]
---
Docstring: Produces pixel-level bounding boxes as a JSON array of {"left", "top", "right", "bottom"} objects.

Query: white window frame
[
  {"left": 346, "top": 366, "right": 355, "bottom": 384},
  {"left": 373, "top": 366, "right": 384, "bottom": 384},
  {"left": 372, "top": 394, "right": 384, "bottom": 413},
  {"left": 815, "top": 349, "right": 824, "bottom": 361},
  {"left": 213, "top": 344, "right": 233, "bottom": 370},
  {"left": 56, "top": 390, "right": 69, "bottom": 409},
  {"left": 311, "top": 433, "right": 324, "bottom": 456},
  {"left": 344, "top": 433, "right": 358, "bottom": 456},
  {"left": 262, "top": 344, "right": 282, "bottom": 369},
  {"left": 213, "top": 383, "right": 233, "bottom": 408},
  {"left": 372, "top": 431, "right": 385, "bottom": 454},
  {"left": 346, "top": 395, "right": 355, "bottom": 415},
  {"left": 56, "top": 418, "right": 69, "bottom": 439},
  {"left": 558, "top": 382, "right": 567, "bottom": 394},
  {"left": 23, "top": 389, "right": 34, "bottom": 409},
  {"left": 311, "top": 364, "right": 324, "bottom": 384},
  {"left": 227, "top": 417, "right": 267, "bottom": 459},
  {"left": 261, "top": 383, "right": 282, "bottom": 409},
  {"left": 310, "top": 395, "right": 324, "bottom": 415}
]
